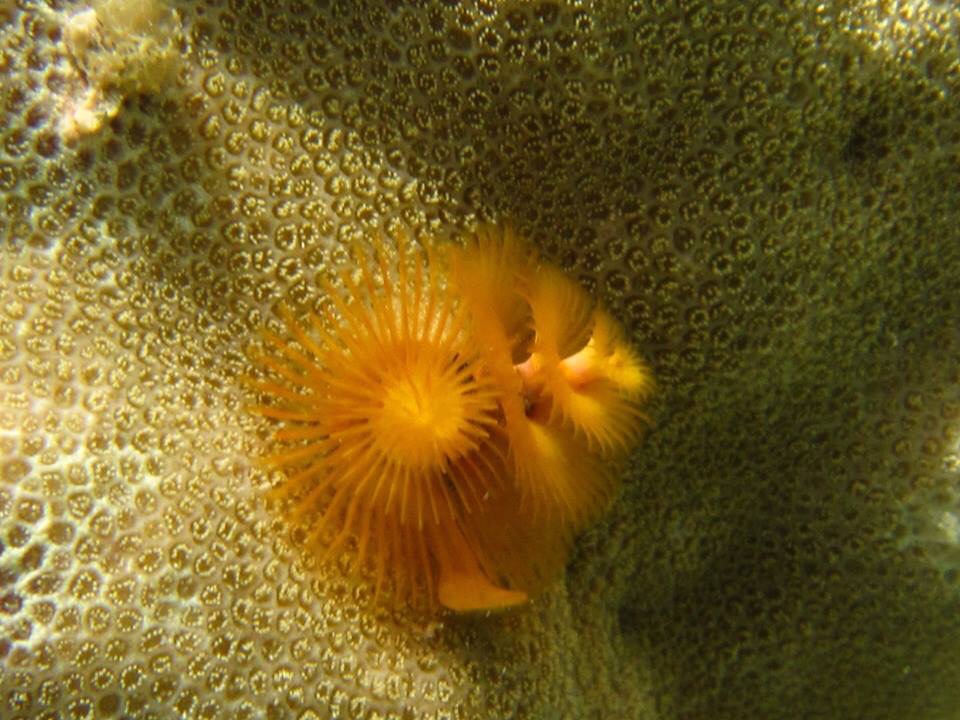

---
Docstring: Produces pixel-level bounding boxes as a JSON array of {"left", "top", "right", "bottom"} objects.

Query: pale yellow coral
[
  {"left": 54, "top": 0, "right": 183, "bottom": 140},
  {"left": 1, "top": 1, "right": 960, "bottom": 719}
]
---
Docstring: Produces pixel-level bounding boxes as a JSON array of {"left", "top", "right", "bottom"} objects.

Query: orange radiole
[{"left": 249, "top": 225, "right": 652, "bottom": 612}]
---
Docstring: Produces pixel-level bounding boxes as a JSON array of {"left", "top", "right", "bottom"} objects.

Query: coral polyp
[{"left": 250, "top": 226, "right": 651, "bottom": 612}]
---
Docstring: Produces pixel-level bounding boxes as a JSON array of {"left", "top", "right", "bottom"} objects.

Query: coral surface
[{"left": 1, "top": 1, "right": 959, "bottom": 719}]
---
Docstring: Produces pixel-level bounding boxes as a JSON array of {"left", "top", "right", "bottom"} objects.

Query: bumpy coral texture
[{"left": 1, "top": 1, "right": 959, "bottom": 719}]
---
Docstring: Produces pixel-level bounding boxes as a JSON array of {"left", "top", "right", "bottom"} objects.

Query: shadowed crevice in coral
[{"left": 841, "top": 109, "right": 894, "bottom": 167}]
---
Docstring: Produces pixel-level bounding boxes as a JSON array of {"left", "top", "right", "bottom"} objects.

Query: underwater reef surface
[{"left": 1, "top": 0, "right": 959, "bottom": 718}]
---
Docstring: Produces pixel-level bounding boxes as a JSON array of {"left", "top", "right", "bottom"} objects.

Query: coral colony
[{"left": 249, "top": 226, "right": 651, "bottom": 612}]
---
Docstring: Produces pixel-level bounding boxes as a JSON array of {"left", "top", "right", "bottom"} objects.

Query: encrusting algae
[{"left": 248, "top": 225, "right": 652, "bottom": 612}]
